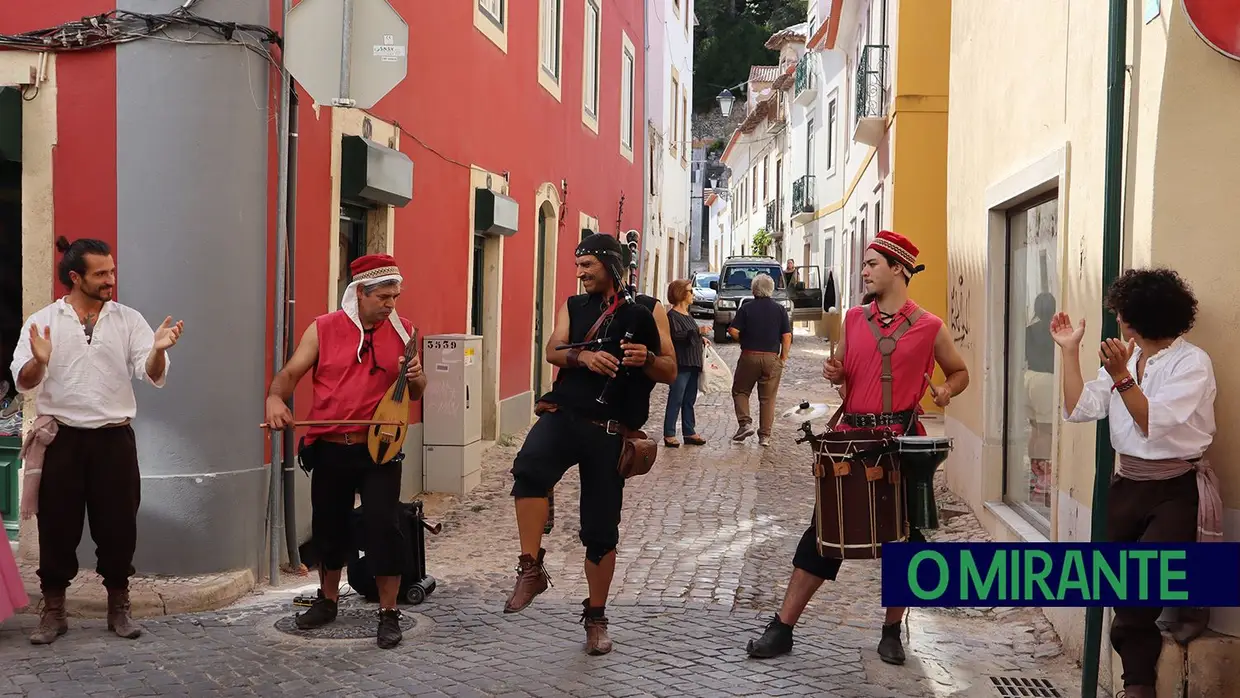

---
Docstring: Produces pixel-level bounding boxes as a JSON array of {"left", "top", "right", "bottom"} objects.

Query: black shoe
[
  {"left": 377, "top": 608, "right": 403, "bottom": 649},
  {"left": 294, "top": 592, "right": 338, "bottom": 630},
  {"left": 746, "top": 615, "right": 794, "bottom": 658},
  {"left": 877, "top": 622, "right": 905, "bottom": 665}
]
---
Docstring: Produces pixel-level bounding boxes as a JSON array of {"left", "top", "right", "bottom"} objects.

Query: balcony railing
[
  {"left": 855, "top": 44, "right": 888, "bottom": 123},
  {"left": 792, "top": 175, "right": 815, "bottom": 217},
  {"left": 794, "top": 54, "right": 816, "bottom": 105},
  {"left": 765, "top": 197, "right": 784, "bottom": 238}
]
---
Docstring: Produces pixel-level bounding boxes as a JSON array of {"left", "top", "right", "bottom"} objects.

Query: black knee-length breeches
[
  {"left": 307, "top": 441, "right": 405, "bottom": 577},
  {"left": 510, "top": 409, "right": 626, "bottom": 563}
]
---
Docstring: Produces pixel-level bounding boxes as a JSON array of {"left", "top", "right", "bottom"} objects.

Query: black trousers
[
  {"left": 37, "top": 423, "right": 141, "bottom": 593},
  {"left": 1108, "top": 471, "right": 1198, "bottom": 688},
  {"left": 510, "top": 409, "right": 625, "bottom": 561},
  {"left": 307, "top": 441, "right": 405, "bottom": 577},
  {"left": 792, "top": 516, "right": 926, "bottom": 581}
]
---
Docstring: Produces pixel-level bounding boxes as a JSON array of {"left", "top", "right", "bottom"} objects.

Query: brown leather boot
[
  {"left": 106, "top": 587, "right": 142, "bottom": 639},
  {"left": 503, "top": 548, "right": 551, "bottom": 614},
  {"left": 29, "top": 590, "right": 68, "bottom": 645},
  {"left": 581, "top": 599, "right": 613, "bottom": 655}
]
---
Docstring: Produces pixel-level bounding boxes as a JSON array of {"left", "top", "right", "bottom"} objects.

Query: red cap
[
  {"left": 349, "top": 254, "right": 401, "bottom": 281},
  {"left": 867, "top": 230, "right": 921, "bottom": 273}
]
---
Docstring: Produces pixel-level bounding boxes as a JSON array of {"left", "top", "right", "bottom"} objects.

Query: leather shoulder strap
[
  {"left": 864, "top": 305, "right": 926, "bottom": 412},
  {"left": 583, "top": 296, "right": 623, "bottom": 344}
]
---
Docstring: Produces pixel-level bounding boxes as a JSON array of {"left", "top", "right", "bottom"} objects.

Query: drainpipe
[
  {"left": 268, "top": 0, "right": 295, "bottom": 587},
  {"left": 1080, "top": 0, "right": 1127, "bottom": 694},
  {"left": 639, "top": 0, "right": 650, "bottom": 293},
  {"left": 281, "top": 85, "right": 301, "bottom": 571}
]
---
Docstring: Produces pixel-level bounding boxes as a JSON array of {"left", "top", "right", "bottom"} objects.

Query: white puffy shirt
[
  {"left": 1065, "top": 337, "right": 1215, "bottom": 461},
  {"left": 9, "top": 298, "right": 170, "bottom": 429}
]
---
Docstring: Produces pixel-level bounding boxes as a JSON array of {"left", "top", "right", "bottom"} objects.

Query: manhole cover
[
  {"left": 273, "top": 608, "right": 417, "bottom": 640},
  {"left": 989, "top": 676, "right": 1062, "bottom": 697}
]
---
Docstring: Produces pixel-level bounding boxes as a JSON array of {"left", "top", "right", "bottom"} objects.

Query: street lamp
[{"left": 716, "top": 89, "right": 736, "bottom": 117}]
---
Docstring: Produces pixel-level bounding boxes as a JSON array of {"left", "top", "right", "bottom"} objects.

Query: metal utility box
[
  {"left": 423, "top": 441, "right": 484, "bottom": 497},
  {"left": 421, "top": 334, "right": 483, "bottom": 496}
]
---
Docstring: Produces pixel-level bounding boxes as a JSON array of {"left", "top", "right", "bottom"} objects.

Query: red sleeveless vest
[
  {"left": 840, "top": 300, "right": 942, "bottom": 436},
  {"left": 305, "top": 310, "right": 412, "bottom": 443}
]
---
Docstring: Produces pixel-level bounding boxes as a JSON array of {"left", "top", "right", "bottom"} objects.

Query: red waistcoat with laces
[
  {"left": 304, "top": 310, "right": 413, "bottom": 443},
  {"left": 839, "top": 300, "right": 942, "bottom": 437}
]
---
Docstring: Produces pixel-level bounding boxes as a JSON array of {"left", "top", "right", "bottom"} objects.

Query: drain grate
[{"left": 989, "top": 676, "right": 1062, "bottom": 697}]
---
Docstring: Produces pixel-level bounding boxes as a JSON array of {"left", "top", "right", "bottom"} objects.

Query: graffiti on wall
[{"left": 949, "top": 274, "right": 974, "bottom": 352}]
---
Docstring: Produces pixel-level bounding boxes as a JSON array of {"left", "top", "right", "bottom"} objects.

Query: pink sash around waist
[{"left": 1117, "top": 453, "right": 1223, "bottom": 543}]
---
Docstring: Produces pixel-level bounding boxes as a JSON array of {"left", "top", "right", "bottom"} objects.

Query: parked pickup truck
[{"left": 710, "top": 256, "right": 825, "bottom": 343}]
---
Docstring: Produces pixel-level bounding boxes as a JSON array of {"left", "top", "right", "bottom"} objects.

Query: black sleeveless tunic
[{"left": 541, "top": 293, "right": 661, "bottom": 430}]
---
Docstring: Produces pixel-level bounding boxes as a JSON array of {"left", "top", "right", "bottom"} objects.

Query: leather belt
[
  {"left": 842, "top": 411, "right": 915, "bottom": 429},
  {"left": 318, "top": 432, "right": 366, "bottom": 445},
  {"left": 586, "top": 419, "right": 629, "bottom": 437}
]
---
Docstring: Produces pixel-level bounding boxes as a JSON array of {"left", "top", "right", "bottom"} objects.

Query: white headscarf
[{"left": 340, "top": 268, "right": 411, "bottom": 362}]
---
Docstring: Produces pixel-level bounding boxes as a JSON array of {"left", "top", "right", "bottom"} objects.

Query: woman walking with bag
[{"left": 663, "top": 280, "right": 708, "bottom": 447}]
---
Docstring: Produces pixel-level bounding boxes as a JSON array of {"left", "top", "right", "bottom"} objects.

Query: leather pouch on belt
[{"left": 618, "top": 430, "right": 658, "bottom": 479}]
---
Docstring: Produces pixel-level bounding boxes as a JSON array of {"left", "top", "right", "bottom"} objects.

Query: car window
[
  {"left": 694, "top": 274, "right": 718, "bottom": 288},
  {"left": 720, "top": 265, "right": 785, "bottom": 291}
]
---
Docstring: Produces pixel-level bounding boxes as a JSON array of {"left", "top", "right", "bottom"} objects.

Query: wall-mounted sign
[{"left": 1183, "top": 0, "right": 1240, "bottom": 61}]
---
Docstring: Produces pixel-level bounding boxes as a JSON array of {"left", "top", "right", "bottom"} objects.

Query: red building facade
[
  {"left": 277, "top": 0, "right": 648, "bottom": 445},
  {"left": 0, "top": 0, "right": 645, "bottom": 568}
]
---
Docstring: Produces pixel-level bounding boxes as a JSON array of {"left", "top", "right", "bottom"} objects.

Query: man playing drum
[{"left": 745, "top": 230, "right": 970, "bottom": 665}]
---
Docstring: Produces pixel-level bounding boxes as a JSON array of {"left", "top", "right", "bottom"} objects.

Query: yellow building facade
[{"left": 944, "top": 0, "right": 1240, "bottom": 692}]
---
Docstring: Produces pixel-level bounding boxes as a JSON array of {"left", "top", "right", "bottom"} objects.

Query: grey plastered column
[{"left": 101, "top": 0, "right": 271, "bottom": 574}]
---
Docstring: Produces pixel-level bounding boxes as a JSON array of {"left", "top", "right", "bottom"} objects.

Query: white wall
[{"left": 644, "top": 0, "right": 695, "bottom": 298}]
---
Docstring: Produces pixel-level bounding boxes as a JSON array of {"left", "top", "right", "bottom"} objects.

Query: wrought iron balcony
[
  {"left": 765, "top": 197, "right": 784, "bottom": 238},
  {"left": 794, "top": 54, "right": 816, "bottom": 106},
  {"left": 853, "top": 44, "right": 889, "bottom": 146},
  {"left": 792, "top": 175, "right": 815, "bottom": 222}
]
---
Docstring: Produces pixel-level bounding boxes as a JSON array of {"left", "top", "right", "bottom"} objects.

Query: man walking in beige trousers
[{"left": 728, "top": 273, "right": 792, "bottom": 447}]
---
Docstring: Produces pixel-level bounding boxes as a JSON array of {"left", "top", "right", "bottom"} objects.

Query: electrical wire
[
  {"left": 360, "top": 108, "right": 475, "bottom": 174},
  {"left": 0, "top": 1, "right": 280, "bottom": 58}
]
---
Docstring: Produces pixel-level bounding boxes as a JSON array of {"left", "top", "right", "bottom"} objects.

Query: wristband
[
  {"left": 1113, "top": 376, "right": 1136, "bottom": 393},
  {"left": 644, "top": 351, "right": 656, "bottom": 368},
  {"left": 566, "top": 348, "right": 583, "bottom": 368}
]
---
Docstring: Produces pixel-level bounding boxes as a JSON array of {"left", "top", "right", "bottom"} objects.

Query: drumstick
[{"left": 258, "top": 419, "right": 406, "bottom": 429}]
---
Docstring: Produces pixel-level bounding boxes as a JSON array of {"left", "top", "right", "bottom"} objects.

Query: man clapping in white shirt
[
  {"left": 1051, "top": 268, "right": 1222, "bottom": 698},
  {"left": 9, "top": 236, "right": 183, "bottom": 645}
]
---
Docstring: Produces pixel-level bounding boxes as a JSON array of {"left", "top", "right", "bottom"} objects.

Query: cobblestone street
[{"left": 0, "top": 331, "right": 1085, "bottom": 697}]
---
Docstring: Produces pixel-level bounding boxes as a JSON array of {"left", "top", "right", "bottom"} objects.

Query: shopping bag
[{"left": 700, "top": 342, "right": 733, "bottom": 394}]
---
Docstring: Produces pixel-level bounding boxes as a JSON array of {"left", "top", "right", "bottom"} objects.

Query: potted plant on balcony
[{"left": 752, "top": 228, "right": 773, "bottom": 256}]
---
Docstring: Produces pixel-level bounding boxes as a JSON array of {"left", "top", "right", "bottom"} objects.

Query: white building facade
[
  {"left": 719, "top": 65, "right": 789, "bottom": 263},
  {"left": 785, "top": 4, "right": 848, "bottom": 318},
  {"left": 643, "top": 0, "right": 695, "bottom": 298}
]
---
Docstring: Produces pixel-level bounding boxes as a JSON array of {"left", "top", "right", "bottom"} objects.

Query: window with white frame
[
  {"left": 826, "top": 96, "right": 837, "bottom": 171},
  {"left": 806, "top": 114, "right": 816, "bottom": 175},
  {"left": 479, "top": 0, "right": 503, "bottom": 28},
  {"left": 540, "top": 0, "right": 563, "bottom": 81},
  {"left": 583, "top": 0, "right": 600, "bottom": 117},
  {"left": 681, "top": 91, "right": 689, "bottom": 161},
  {"left": 620, "top": 38, "right": 635, "bottom": 152},
  {"left": 671, "top": 75, "right": 680, "bottom": 155}
]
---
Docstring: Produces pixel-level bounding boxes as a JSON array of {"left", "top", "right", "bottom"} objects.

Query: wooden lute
[{"left": 368, "top": 328, "right": 420, "bottom": 464}]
